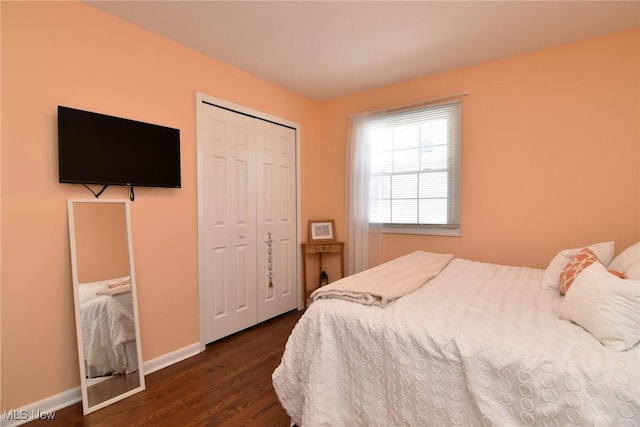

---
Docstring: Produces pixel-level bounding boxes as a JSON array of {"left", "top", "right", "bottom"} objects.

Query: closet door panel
[
  {"left": 201, "top": 108, "right": 257, "bottom": 343},
  {"left": 256, "top": 121, "right": 297, "bottom": 322}
]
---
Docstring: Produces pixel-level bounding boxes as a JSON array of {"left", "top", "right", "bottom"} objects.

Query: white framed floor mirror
[{"left": 67, "top": 198, "right": 145, "bottom": 414}]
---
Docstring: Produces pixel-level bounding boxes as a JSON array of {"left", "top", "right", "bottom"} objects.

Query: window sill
[{"left": 371, "top": 225, "right": 460, "bottom": 237}]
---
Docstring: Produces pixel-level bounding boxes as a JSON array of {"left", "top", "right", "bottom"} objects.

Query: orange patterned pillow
[
  {"left": 559, "top": 248, "right": 600, "bottom": 295},
  {"left": 607, "top": 269, "right": 628, "bottom": 280}
]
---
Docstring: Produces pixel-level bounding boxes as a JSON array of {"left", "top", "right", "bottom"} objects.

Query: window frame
[{"left": 368, "top": 100, "right": 461, "bottom": 236}]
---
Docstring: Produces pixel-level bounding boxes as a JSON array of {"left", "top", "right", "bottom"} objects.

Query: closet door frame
[{"left": 195, "top": 92, "right": 303, "bottom": 352}]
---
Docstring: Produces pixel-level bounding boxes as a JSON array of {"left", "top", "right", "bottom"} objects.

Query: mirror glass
[{"left": 68, "top": 199, "right": 145, "bottom": 414}]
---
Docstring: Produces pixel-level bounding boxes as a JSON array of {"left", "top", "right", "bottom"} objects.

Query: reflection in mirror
[{"left": 68, "top": 199, "right": 145, "bottom": 414}]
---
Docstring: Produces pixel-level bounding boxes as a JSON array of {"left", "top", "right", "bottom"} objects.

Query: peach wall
[
  {"left": 320, "top": 29, "right": 639, "bottom": 269},
  {"left": 1, "top": 1, "right": 320, "bottom": 410},
  {"left": 73, "top": 202, "right": 129, "bottom": 283}
]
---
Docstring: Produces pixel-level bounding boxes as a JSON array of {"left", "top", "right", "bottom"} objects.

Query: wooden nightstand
[{"left": 301, "top": 241, "right": 345, "bottom": 307}]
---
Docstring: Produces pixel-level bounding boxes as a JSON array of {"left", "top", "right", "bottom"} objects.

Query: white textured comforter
[
  {"left": 273, "top": 258, "right": 640, "bottom": 426},
  {"left": 81, "top": 292, "right": 136, "bottom": 376}
]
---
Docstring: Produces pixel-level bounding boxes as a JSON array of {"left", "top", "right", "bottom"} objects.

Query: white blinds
[{"left": 369, "top": 100, "right": 460, "bottom": 227}]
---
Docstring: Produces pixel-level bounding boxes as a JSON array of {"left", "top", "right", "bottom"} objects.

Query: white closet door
[
  {"left": 255, "top": 121, "right": 298, "bottom": 322},
  {"left": 201, "top": 106, "right": 258, "bottom": 343}
]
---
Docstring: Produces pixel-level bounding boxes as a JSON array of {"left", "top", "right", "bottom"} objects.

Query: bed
[
  {"left": 78, "top": 276, "right": 138, "bottom": 378},
  {"left": 273, "top": 243, "right": 640, "bottom": 426}
]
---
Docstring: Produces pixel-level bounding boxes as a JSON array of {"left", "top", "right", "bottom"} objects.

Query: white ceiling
[{"left": 88, "top": 1, "right": 639, "bottom": 101}]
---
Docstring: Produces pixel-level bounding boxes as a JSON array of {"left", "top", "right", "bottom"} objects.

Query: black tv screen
[{"left": 58, "top": 106, "right": 181, "bottom": 188}]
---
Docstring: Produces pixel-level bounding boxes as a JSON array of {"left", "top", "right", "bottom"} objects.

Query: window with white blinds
[{"left": 369, "top": 100, "right": 460, "bottom": 231}]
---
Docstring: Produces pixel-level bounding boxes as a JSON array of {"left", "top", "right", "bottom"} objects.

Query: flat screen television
[{"left": 58, "top": 106, "right": 181, "bottom": 188}]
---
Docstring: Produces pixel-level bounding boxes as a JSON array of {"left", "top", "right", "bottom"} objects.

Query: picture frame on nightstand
[{"left": 308, "top": 219, "right": 336, "bottom": 243}]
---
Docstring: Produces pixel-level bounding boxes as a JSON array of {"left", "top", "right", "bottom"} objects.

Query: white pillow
[
  {"left": 77, "top": 276, "right": 131, "bottom": 304},
  {"left": 558, "top": 262, "right": 640, "bottom": 351},
  {"left": 541, "top": 241, "right": 614, "bottom": 291},
  {"left": 77, "top": 280, "right": 108, "bottom": 304},
  {"left": 96, "top": 283, "right": 132, "bottom": 296},
  {"left": 608, "top": 241, "right": 640, "bottom": 280}
]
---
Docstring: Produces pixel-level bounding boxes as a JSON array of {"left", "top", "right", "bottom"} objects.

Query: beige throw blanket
[{"left": 311, "top": 251, "right": 453, "bottom": 307}]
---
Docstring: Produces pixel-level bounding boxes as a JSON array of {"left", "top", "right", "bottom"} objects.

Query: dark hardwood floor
[
  {"left": 27, "top": 309, "right": 303, "bottom": 426},
  {"left": 86, "top": 371, "right": 141, "bottom": 408}
]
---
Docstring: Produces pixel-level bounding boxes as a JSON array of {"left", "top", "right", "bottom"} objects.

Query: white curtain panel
[{"left": 346, "top": 112, "right": 383, "bottom": 275}]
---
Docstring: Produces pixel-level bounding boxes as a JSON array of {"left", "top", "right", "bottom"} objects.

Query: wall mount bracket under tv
[{"left": 57, "top": 106, "right": 181, "bottom": 200}]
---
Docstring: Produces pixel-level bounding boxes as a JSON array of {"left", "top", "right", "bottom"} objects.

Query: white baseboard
[
  {"left": 142, "top": 342, "right": 200, "bottom": 375},
  {"left": 1, "top": 342, "right": 200, "bottom": 427}
]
